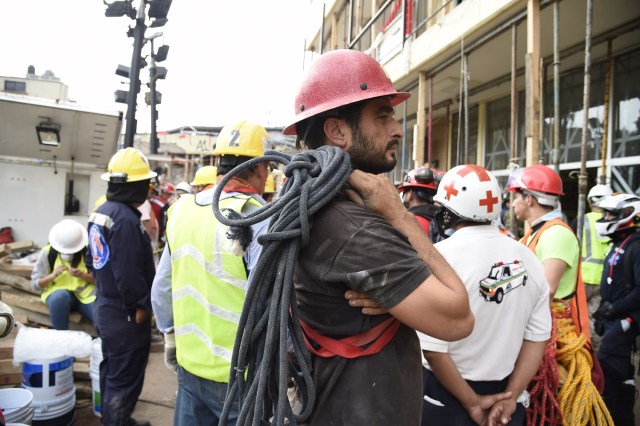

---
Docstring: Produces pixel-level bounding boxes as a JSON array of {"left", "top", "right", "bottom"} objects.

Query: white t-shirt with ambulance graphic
[{"left": 419, "top": 225, "right": 551, "bottom": 382}]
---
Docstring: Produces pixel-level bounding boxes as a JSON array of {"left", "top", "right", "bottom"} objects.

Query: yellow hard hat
[
  {"left": 101, "top": 147, "right": 157, "bottom": 183},
  {"left": 190, "top": 166, "right": 217, "bottom": 186},
  {"left": 213, "top": 120, "right": 267, "bottom": 158},
  {"left": 264, "top": 174, "right": 275, "bottom": 194}
]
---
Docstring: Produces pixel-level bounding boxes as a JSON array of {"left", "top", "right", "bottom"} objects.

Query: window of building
[
  {"left": 613, "top": 48, "right": 640, "bottom": 159},
  {"left": 541, "top": 62, "right": 606, "bottom": 164},
  {"left": 485, "top": 95, "right": 512, "bottom": 171},
  {"left": 451, "top": 105, "right": 478, "bottom": 165},
  {"left": 4, "top": 80, "right": 26, "bottom": 93}
]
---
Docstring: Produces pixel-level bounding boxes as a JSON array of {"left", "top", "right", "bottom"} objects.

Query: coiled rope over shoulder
[{"left": 213, "top": 146, "right": 352, "bottom": 426}]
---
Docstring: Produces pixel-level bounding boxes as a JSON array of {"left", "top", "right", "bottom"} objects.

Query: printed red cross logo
[
  {"left": 443, "top": 181, "right": 458, "bottom": 200},
  {"left": 479, "top": 190, "right": 499, "bottom": 213},
  {"left": 457, "top": 164, "right": 491, "bottom": 181}
]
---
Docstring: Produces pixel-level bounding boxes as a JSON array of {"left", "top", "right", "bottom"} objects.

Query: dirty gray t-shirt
[{"left": 295, "top": 195, "right": 431, "bottom": 425}]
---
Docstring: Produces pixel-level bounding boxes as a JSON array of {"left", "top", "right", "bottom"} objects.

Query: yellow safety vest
[
  {"left": 166, "top": 192, "right": 263, "bottom": 382},
  {"left": 41, "top": 245, "right": 96, "bottom": 304},
  {"left": 581, "top": 211, "right": 612, "bottom": 285}
]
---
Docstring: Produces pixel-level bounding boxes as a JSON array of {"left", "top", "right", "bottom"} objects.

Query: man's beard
[{"left": 348, "top": 125, "right": 398, "bottom": 174}]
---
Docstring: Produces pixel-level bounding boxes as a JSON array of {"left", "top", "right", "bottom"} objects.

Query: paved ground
[{"left": 74, "top": 347, "right": 177, "bottom": 426}]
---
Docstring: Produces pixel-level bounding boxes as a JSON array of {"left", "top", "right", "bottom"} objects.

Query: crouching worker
[{"left": 31, "top": 219, "right": 96, "bottom": 330}]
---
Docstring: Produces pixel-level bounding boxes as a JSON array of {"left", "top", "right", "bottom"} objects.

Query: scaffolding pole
[
  {"left": 600, "top": 39, "right": 613, "bottom": 185},
  {"left": 509, "top": 23, "right": 518, "bottom": 236},
  {"left": 577, "top": 0, "right": 594, "bottom": 246},
  {"left": 553, "top": 0, "right": 561, "bottom": 171}
]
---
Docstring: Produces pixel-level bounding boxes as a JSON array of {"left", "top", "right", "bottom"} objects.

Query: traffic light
[
  {"left": 114, "top": 90, "right": 129, "bottom": 104},
  {"left": 148, "top": 0, "right": 172, "bottom": 27},
  {"left": 104, "top": 0, "right": 136, "bottom": 19},
  {"left": 154, "top": 66, "right": 168, "bottom": 80},
  {"left": 145, "top": 91, "right": 162, "bottom": 106},
  {"left": 153, "top": 45, "right": 169, "bottom": 62}
]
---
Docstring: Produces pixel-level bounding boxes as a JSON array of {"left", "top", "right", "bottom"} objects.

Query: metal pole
[
  {"left": 552, "top": 0, "right": 561, "bottom": 171},
  {"left": 463, "top": 53, "right": 469, "bottom": 164},
  {"left": 577, "top": 0, "right": 593, "bottom": 246},
  {"left": 428, "top": 77, "right": 433, "bottom": 167},
  {"left": 509, "top": 24, "right": 518, "bottom": 236},
  {"left": 150, "top": 39, "right": 158, "bottom": 155},
  {"left": 124, "top": 0, "right": 147, "bottom": 148},
  {"left": 600, "top": 39, "right": 612, "bottom": 184}
]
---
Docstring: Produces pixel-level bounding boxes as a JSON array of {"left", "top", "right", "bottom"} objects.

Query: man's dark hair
[
  {"left": 295, "top": 99, "right": 367, "bottom": 150},
  {"left": 217, "top": 155, "right": 258, "bottom": 181}
]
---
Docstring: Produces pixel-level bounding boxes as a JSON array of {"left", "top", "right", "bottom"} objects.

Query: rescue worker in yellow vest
[
  {"left": 151, "top": 120, "right": 270, "bottom": 426},
  {"left": 580, "top": 184, "right": 614, "bottom": 350},
  {"left": 31, "top": 219, "right": 96, "bottom": 330},
  {"left": 190, "top": 165, "right": 217, "bottom": 194}
]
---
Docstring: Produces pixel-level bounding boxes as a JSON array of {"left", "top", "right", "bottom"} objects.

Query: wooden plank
[
  {"left": 0, "top": 359, "right": 21, "bottom": 375},
  {"left": 73, "top": 360, "right": 90, "bottom": 380},
  {"left": 0, "top": 257, "right": 32, "bottom": 278},
  {"left": 8, "top": 306, "right": 96, "bottom": 336},
  {"left": 0, "top": 372, "right": 22, "bottom": 386},
  {"left": 2, "top": 291, "right": 51, "bottom": 316},
  {"left": 0, "top": 271, "right": 38, "bottom": 295}
]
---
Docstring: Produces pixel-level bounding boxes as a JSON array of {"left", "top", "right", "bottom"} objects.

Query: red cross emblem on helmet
[{"left": 434, "top": 165, "right": 502, "bottom": 222}]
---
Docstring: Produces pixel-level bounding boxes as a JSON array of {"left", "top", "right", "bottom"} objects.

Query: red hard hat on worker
[
  {"left": 506, "top": 164, "right": 564, "bottom": 195},
  {"left": 398, "top": 167, "right": 438, "bottom": 192},
  {"left": 283, "top": 49, "right": 411, "bottom": 135}
]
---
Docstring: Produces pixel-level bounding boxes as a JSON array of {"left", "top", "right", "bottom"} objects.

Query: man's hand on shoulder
[{"left": 345, "top": 171, "right": 408, "bottom": 224}]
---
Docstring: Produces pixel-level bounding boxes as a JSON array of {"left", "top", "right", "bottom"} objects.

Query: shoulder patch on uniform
[{"left": 89, "top": 224, "right": 110, "bottom": 269}]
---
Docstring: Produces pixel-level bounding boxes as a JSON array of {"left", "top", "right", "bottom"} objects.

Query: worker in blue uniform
[
  {"left": 593, "top": 193, "right": 640, "bottom": 426},
  {"left": 86, "top": 147, "right": 157, "bottom": 426}
]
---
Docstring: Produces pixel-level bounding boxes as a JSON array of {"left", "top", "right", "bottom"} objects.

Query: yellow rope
[{"left": 552, "top": 302, "right": 614, "bottom": 426}]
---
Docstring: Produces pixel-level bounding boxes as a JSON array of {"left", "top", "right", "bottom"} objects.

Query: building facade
[{"left": 303, "top": 0, "right": 639, "bottom": 222}]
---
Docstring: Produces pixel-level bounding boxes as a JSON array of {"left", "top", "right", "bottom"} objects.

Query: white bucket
[
  {"left": 0, "top": 388, "right": 34, "bottom": 424},
  {"left": 89, "top": 338, "right": 103, "bottom": 417},
  {"left": 21, "top": 356, "right": 75, "bottom": 422}
]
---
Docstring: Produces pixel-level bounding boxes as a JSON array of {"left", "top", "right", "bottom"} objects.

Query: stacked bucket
[
  {"left": 0, "top": 387, "right": 35, "bottom": 424},
  {"left": 89, "top": 337, "right": 103, "bottom": 417},
  {"left": 21, "top": 356, "right": 75, "bottom": 425}
]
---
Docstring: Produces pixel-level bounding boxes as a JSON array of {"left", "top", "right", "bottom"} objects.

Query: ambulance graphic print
[
  {"left": 479, "top": 260, "right": 528, "bottom": 304},
  {"left": 89, "top": 224, "right": 110, "bottom": 270}
]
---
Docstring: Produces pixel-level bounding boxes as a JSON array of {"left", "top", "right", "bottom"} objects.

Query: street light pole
[
  {"left": 149, "top": 37, "right": 159, "bottom": 154},
  {"left": 123, "top": 0, "right": 147, "bottom": 148}
]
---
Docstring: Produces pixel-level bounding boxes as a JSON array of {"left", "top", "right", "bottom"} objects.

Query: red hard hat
[
  {"left": 161, "top": 183, "right": 175, "bottom": 194},
  {"left": 398, "top": 167, "right": 437, "bottom": 192},
  {"left": 506, "top": 164, "right": 564, "bottom": 195},
  {"left": 282, "top": 49, "right": 411, "bottom": 135}
]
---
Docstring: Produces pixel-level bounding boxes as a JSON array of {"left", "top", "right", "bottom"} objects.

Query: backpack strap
[{"left": 47, "top": 246, "right": 58, "bottom": 271}]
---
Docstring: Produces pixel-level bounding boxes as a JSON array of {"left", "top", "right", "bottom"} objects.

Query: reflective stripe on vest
[
  {"left": 581, "top": 212, "right": 611, "bottom": 285},
  {"left": 41, "top": 245, "right": 96, "bottom": 304},
  {"left": 167, "top": 193, "right": 262, "bottom": 382}
]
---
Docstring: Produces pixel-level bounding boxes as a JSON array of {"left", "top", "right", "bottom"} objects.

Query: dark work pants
[
  {"left": 597, "top": 318, "right": 638, "bottom": 426},
  {"left": 96, "top": 300, "right": 151, "bottom": 426},
  {"left": 422, "top": 368, "right": 525, "bottom": 426}
]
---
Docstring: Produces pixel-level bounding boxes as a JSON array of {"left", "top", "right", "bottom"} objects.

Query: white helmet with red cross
[{"left": 433, "top": 164, "right": 502, "bottom": 222}]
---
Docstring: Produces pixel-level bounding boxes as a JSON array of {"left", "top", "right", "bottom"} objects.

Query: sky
[{"left": 2, "top": 0, "right": 317, "bottom": 133}]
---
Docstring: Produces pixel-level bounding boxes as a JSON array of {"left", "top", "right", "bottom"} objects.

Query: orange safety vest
[{"left": 521, "top": 218, "right": 591, "bottom": 344}]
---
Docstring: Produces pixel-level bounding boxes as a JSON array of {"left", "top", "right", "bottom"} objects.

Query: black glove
[
  {"left": 594, "top": 319, "right": 605, "bottom": 336},
  {"left": 594, "top": 301, "right": 613, "bottom": 320}
]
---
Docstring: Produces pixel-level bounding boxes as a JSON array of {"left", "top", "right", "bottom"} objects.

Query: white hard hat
[
  {"left": 434, "top": 164, "right": 502, "bottom": 222},
  {"left": 48, "top": 219, "right": 88, "bottom": 254},
  {"left": 175, "top": 181, "right": 191, "bottom": 194},
  {"left": 587, "top": 184, "right": 613, "bottom": 204}
]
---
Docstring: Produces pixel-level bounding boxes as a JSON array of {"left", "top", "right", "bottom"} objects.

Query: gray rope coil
[{"left": 213, "top": 146, "right": 352, "bottom": 426}]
